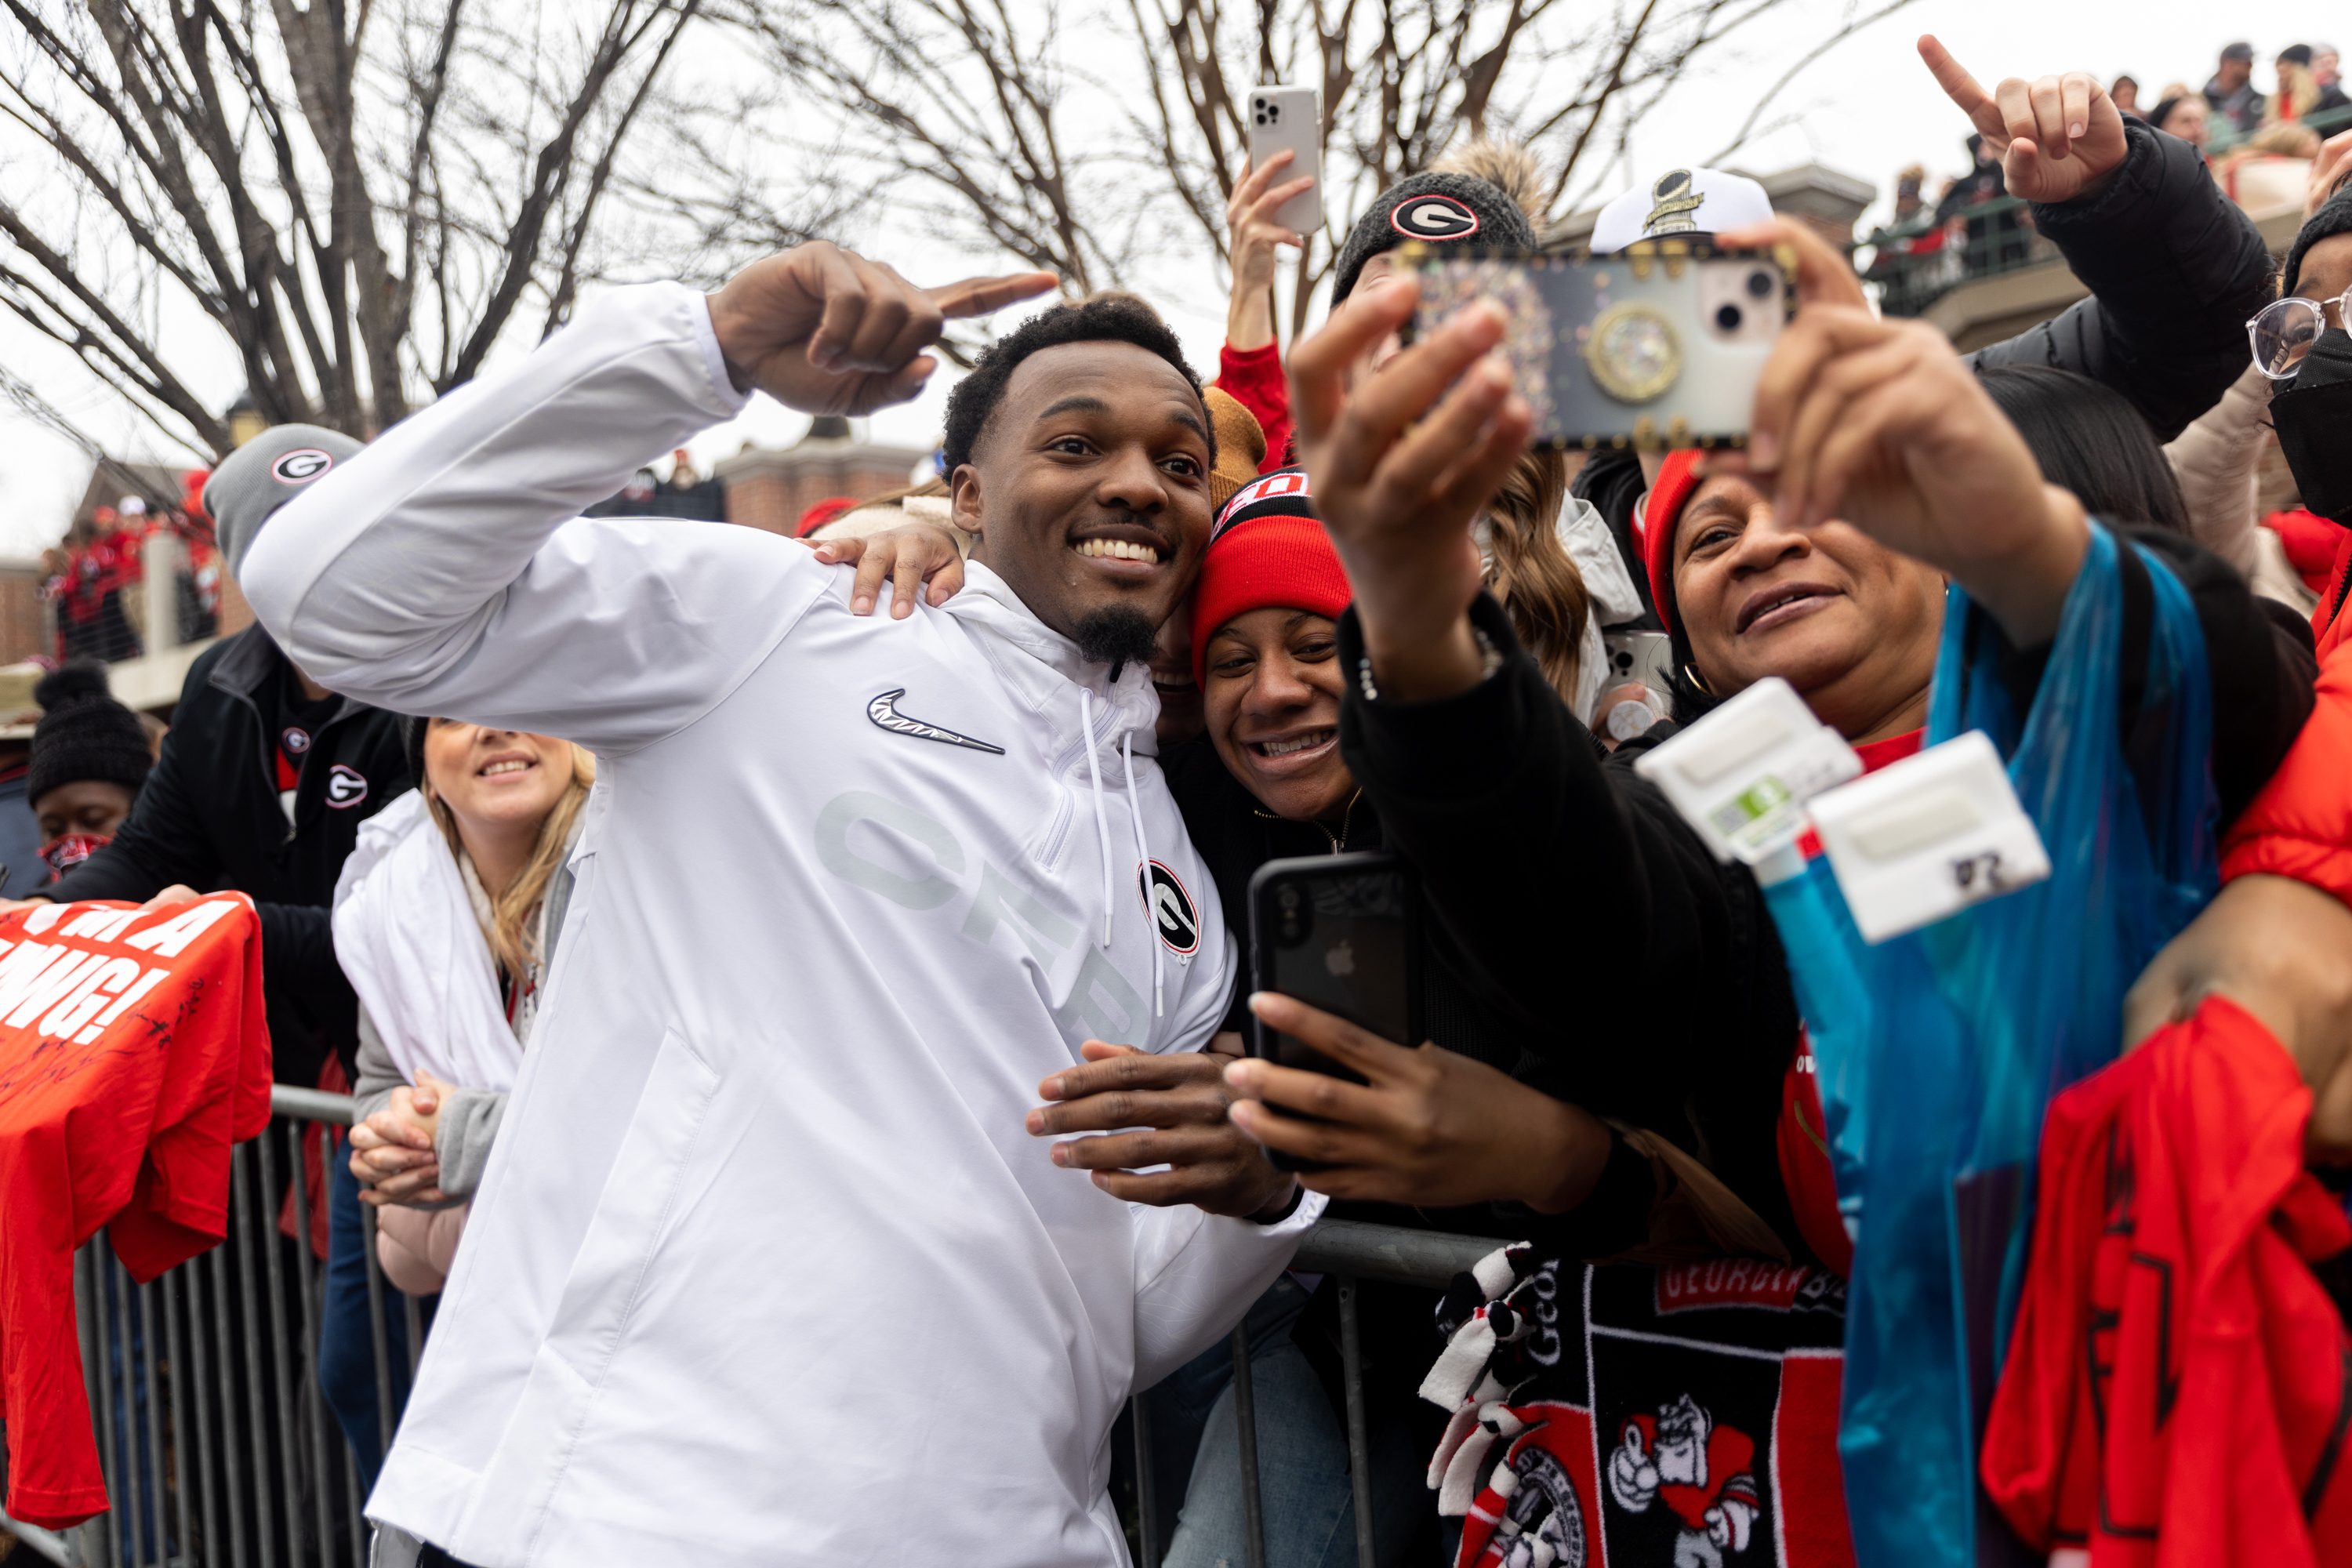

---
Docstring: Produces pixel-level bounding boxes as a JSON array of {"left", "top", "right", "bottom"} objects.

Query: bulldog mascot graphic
[{"left": 1606, "top": 1394, "right": 1759, "bottom": 1568}]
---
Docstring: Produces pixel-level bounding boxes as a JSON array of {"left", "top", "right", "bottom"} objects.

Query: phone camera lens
[
  {"left": 1254, "top": 112, "right": 1266, "bottom": 122},
  {"left": 1715, "top": 303, "right": 1743, "bottom": 331},
  {"left": 1746, "top": 269, "right": 1773, "bottom": 299},
  {"left": 1278, "top": 887, "right": 1301, "bottom": 910}
]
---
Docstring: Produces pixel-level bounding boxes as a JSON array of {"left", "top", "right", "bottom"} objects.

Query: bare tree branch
[
  {"left": 2, "top": 0, "right": 819, "bottom": 459},
  {"left": 1703, "top": 0, "right": 1922, "bottom": 166}
]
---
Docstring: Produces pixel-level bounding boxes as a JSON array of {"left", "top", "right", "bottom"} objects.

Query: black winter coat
[
  {"left": 1968, "top": 119, "right": 2276, "bottom": 443},
  {"left": 47, "top": 626, "right": 410, "bottom": 1085},
  {"left": 1162, "top": 741, "right": 1534, "bottom": 1068}
]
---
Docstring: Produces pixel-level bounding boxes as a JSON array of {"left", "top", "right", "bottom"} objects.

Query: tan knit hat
[{"left": 1206, "top": 387, "right": 1267, "bottom": 516}]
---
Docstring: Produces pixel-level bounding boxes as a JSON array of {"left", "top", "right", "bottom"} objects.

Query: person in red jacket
[
  {"left": 1214, "top": 151, "right": 1311, "bottom": 472},
  {"left": 1984, "top": 621, "right": 2352, "bottom": 1565}
]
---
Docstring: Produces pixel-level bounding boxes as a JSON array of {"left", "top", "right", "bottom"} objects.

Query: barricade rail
[{"left": 3, "top": 1088, "right": 1493, "bottom": 1568}]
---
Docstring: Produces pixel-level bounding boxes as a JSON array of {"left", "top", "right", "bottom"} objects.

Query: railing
[
  {"left": 2, "top": 1089, "right": 1491, "bottom": 1568},
  {"left": 1864, "top": 194, "right": 2057, "bottom": 320},
  {"left": 2202, "top": 96, "right": 2352, "bottom": 158},
  {"left": 50, "top": 531, "right": 219, "bottom": 670}
]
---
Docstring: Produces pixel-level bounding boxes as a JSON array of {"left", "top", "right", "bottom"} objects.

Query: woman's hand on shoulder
[
  {"left": 805, "top": 523, "right": 966, "bottom": 618},
  {"left": 1222, "top": 992, "right": 1612, "bottom": 1211}
]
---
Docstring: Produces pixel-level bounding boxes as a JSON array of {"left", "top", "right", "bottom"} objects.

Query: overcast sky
[{"left": 1, "top": 0, "right": 2333, "bottom": 559}]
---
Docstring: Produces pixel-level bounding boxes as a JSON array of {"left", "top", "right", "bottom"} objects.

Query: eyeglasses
[{"left": 2247, "top": 287, "right": 2352, "bottom": 379}]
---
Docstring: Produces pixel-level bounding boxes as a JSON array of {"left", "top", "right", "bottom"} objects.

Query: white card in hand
[
  {"left": 1806, "top": 729, "right": 2050, "bottom": 944},
  {"left": 1632, "top": 677, "right": 1863, "bottom": 864}
]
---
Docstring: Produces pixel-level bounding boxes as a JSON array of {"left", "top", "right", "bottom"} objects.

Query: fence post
[
  {"left": 1131, "top": 1389, "right": 1160, "bottom": 1568},
  {"left": 1229, "top": 1323, "right": 1265, "bottom": 1568},
  {"left": 1338, "top": 1276, "right": 1376, "bottom": 1568},
  {"left": 140, "top": 532, "right": 184, "bottom": 657}
]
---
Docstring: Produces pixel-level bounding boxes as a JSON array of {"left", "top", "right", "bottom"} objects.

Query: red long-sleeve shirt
[{"left": 1215, "top": 342, "right": 1294, "bottom": 474}]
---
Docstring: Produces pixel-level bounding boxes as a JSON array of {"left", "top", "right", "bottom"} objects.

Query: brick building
[
  {"left": 717, "top": 416, "right": 930, "bottom": 535},
  {"left": 0, "top": 561, "right": 47, "bottom": 668}
]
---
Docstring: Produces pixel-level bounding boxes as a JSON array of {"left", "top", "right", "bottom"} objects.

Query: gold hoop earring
[{"left": 1682, "top": 663, "right": 1714, "bottom": 695}]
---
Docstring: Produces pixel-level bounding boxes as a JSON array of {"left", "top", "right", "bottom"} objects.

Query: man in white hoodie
[{"left": 241, "top": 245, "right": 1321, "bottom": 1566}]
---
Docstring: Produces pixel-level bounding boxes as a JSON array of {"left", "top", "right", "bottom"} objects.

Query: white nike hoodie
[{"left": 238, "top": 281, "right": 1323, "bottom": 1567}]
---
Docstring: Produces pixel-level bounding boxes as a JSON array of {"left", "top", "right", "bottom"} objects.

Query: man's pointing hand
[{"left": 706, "top": 243, "right": 1059, "bottom": 416}]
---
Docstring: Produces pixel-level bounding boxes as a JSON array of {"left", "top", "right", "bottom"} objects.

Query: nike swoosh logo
[{"left": 866, "top": 688, "right": 1006, "bottom": 754}]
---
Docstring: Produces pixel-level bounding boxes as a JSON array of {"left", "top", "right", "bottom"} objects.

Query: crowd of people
[
  {"left": 39, "top": 477, "right": 224, "bottom": 664},
  {"left": 1874, "top": 36, "right": 2352, "bottom": 324},
  {"left": 17, "top": 23, "right": 2352, "bottom": 1568}
]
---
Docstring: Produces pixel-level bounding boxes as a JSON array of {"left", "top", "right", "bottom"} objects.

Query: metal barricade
[
  {"left": 3, "top": 1087, "right": 428, "bottom": 1568},
  {"left": 1127, "top": 1221, "right": 1495, "bottom": 1568},
  {"left": 2, "top": 1091, "right": 1494, "bottom": 1568}
]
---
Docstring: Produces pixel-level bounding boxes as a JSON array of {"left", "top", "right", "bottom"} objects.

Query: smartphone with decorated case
[{"left": 1402, "top": 241, "right": 1794, "bottom": 452}]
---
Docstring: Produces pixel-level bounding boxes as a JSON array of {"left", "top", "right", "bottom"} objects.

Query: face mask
[
  {"left": 2272, "top": 327, "right": 2352, "bottom": 523},
  {"left": 40, "top": 833, "right": 111, "bottom": 884}
]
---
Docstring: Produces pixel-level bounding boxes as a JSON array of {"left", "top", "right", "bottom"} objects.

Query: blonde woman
[{"left": 339, "top": 720, "right": 594, "bottom": 1294}]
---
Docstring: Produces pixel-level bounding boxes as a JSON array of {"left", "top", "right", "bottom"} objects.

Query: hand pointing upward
[
  {"left": 1920, "top": 34, "right": 2129, "bottom": 207},
  {"left": 706, "top": 241, "right": 1059, "bottom": 416}
]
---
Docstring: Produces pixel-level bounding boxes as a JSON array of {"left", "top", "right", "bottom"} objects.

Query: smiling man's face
[{"left": 951, "top": 340, "right": 1215, "bottom": 658}]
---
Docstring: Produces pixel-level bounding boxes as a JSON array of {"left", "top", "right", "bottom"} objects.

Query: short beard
[{"left": 1073, "top": 604, "right": 1158, "bottom": 669}]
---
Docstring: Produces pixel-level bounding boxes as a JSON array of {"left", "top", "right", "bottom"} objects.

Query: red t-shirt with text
[{"left": 0, "top": 896, "right": 270, "bottom": 1529}]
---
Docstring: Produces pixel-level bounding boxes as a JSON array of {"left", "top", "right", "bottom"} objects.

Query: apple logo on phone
[{"left": 1324, "top": 939, "right": 1356, "bottom": 978}]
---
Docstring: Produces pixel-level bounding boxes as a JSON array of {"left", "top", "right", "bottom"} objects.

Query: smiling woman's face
[
  {"left": 423, "top": 723, "right": 575, "bottom": 838},
  {"left": 1203, "top": 607, "right": 1356, "bottom": 823},
  {"left": 1673, "top": 473, "right": 1946, "bottom": 742}
]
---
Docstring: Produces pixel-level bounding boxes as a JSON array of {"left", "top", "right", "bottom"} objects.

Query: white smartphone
[{"left": 1247, "top": 85, "right": 1322, "bottom": 235}]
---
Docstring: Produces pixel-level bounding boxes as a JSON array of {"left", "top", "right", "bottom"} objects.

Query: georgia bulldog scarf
[{"left": 1422, "top": 1247, "right": 1856, "bottom": 1568}]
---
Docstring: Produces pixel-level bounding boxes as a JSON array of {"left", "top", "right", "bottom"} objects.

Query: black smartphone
[{"left": 1247, "top": 851, "right": 1424, "bottom": 1082}]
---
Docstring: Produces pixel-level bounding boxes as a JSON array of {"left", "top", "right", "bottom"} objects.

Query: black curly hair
[{"left": 939, "top": 293, "right": 1212, "bottom": 471}]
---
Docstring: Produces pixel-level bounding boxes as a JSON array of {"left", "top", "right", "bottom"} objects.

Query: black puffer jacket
[
  {"left": 46, "top": 626, "right": 409, "bottom": 1085},
  {"left": 1968, "top": 119, "right": 2276, "bottom": 442}
]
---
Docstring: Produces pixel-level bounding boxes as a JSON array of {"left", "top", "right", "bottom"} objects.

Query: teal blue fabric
[{"left": 1762, "top": 524, "right": 2218, "bottom": 1566}]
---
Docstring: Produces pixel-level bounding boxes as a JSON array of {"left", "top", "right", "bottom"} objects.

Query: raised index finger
[
  {"left": 1918, "top": 34, "right": 2005, "bottom": 140},
  {"left": 927, "top": 271, "right": 1062, "bottom": 321}
]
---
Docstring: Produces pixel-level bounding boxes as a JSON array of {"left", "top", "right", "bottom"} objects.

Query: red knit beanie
[
  {"left": 1190, "top": 470, "right": 1352, "bottom": 684},
  {"left": 1639, "top": 448, "right": 1706, "bottom": 637}
]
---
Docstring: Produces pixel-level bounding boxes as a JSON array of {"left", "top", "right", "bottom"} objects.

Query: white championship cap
[{"left": 1588, "top": 167, "right": 1774, "bottom": 254}]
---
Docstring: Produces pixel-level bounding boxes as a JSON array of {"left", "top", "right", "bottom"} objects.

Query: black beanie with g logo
[{"left": 1329, "top": 172, "right": 1539, "bottom": 305}]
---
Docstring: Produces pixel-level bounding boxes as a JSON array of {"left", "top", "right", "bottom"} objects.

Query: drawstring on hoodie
[
  {"left": 1079, "top": 684, "right": 1163, "bottom": 1018},
  {"left": 1120, "top": 731, "right": 1162, "bottom": 1018},
  {"left": 1079, "top": 688, "right": 1116, "bottom": 948}
]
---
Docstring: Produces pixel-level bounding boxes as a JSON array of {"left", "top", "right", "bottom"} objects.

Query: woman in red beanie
[{"left": 1132, "top": 470, "right": 1621, "bottom": 1567}]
